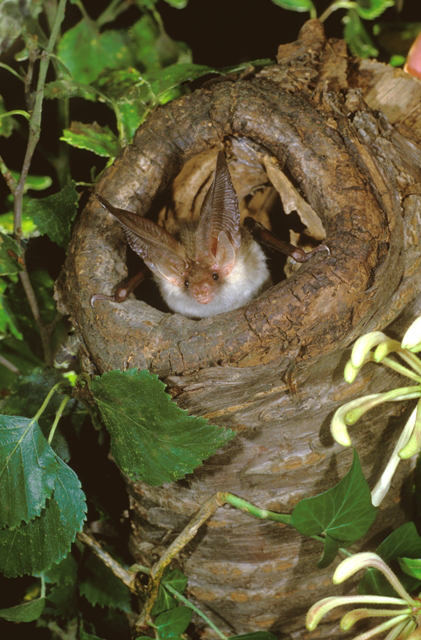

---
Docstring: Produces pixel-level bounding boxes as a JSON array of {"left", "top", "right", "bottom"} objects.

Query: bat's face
[{"left": 97, "top": 152, "right": 271, "bottom": 318}]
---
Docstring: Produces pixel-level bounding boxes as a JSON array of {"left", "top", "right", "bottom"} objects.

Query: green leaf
[
  {"left": 79, "top": 553, "right": 132, "bottom": 612},
  {"left": 0, "top": 415, "right": 59, "bottom": 528},
  {"left": 343, "top": 9, "right": 379, "bottom": 58},
  {"left": 44, "top": 78, "right": 99, "bottom": 102},
  {"left": 151, "top": 568, "right": 188, "bottom": 616},
  {"left": 291, "top": 450, "right": 377, "bottom": 542},
  {"left": 0, "top": 0, "right": 42, "bottom": 53},
  {"left": 57, "top": 21, "right": 133, "bottom": 84},
  {"left": 155, "top": 607, "right": 193, "bottom": 637},
  {"left": 0, "top": 455, "right": 86, "bottom": 577},
  {"left": 9, "top": 171, "right": 53, "bottom": 193},
  {"left": 399, "top": 557, "right": 421, "bottom": 580},
  {"left": 0, "top": 278, "right": 22, "bottom": 339},
  {"left": 270, "top": 0, "right": 315, "bottom": 12},
  {"left": 317, "top": 534, "right": 341, "bottom": 569},
  {"left": 355, "top": 0, "right": 394, "bottom": 20},
  {"left": 45, "top": 584, "right": 78, "bottom": 619},
  {"left": 90, "top": 369, "right": 235, "bottom": 486},
  {"left": 45, "top": 552, "right": 78, "bottom": 586},
  {"left": 25, "top": 182, "right": 79, "bottom": 249},
  {"left": 359, "top": 522, "right": 421, "bottom": 597},
  {"left": 162, "top": 569, "right": 188, "bottom": 595},
  {"left": 149, "top": 63, "right": 220, "bottom": 103},
  {"left": 130, "top": 15, "right": 191, "bottom": 72},
  {"left": 163, "top": 0, "right": 189, "bottom": 7},
  {"left": 80, "top": 630, "right": 107, "bottom": 640},
  {"left": 230, "top": 634, "right": 278, "bottom": 640},
  {"left": 0, "top": 596, "right": 45, "bottom": 622},
  {"left": 0, "top": 232, "right": 23, "bottom": 275},
  {"left": 61, "top": 122, "right": 120, "bottom": 159}
]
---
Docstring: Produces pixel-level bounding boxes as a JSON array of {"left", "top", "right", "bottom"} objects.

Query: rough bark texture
[{"left": 57, "top": 20, "right": 421, "bottom": 639}]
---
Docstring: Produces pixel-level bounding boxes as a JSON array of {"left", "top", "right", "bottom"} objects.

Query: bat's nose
[{"left": 191, "top": 283, "right": 214, "bottom": 305}]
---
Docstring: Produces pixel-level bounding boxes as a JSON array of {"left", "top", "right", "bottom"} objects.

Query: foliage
[{"left": 0, "top": 0, "right": 420, "bottom": 639}]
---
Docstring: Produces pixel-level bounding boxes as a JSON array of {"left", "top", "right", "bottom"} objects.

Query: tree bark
[{"left": 57, "top": 20, "right": 421, "bottom": 638}]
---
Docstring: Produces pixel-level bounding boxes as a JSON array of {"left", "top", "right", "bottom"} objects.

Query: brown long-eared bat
[{"left": 94, "top": 152, "right": 329, "bottom": 318}]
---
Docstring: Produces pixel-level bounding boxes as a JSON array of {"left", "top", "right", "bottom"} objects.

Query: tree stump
[{"left": 57, "top": 20, "right": 421, "bottom": 639}]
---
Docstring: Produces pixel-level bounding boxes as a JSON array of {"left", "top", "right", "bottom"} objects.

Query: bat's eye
[
  {"left": 212, "top": 273, "right": 219, "bottom": 281},
  {"left": 184, "top": 279, "right": 189, "bottom": 288}
]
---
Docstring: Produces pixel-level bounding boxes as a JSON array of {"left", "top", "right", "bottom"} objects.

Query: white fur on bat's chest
[{"left": 156, "top": 240, "right": 271, "bottom": 319}]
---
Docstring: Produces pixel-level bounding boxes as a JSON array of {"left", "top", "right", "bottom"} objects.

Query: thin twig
[{"left": 0, "top": 354, "right": 21, "bottom": 375}]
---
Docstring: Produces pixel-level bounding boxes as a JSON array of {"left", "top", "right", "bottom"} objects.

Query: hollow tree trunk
[{"left": 57, "top": 20, "right": 421, "bottom": 639}]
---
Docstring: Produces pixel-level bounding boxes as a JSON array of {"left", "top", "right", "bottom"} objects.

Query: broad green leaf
[
  {"left": 0, "top": 455, "right": 86, "bottom": 577},
  {"left": 130, "top": 15, "right": 191, "bottom": 72},
  {"left": 0, "top": 199, "right": 40, "bottom": 236},
  {"left": 44, "top": 78, "right": 99, "bottom": 102},
  {"left": 0, "top": 596, "right": 45, "bottom": 622},
  {"left": 0, "top": 95, "right": 15, "bottom": 138},
  {"left": 90, "top": 369, "right": 235, "bottom": 486},
  {"left": 359, "top": 522, "right": 421, "bottom": 597},
  {"left": 0, "top": 278, "right": 22, "bottom": 338},
  {"left": 0, "top": 0, "right": 42, "bottom": 53},
  {"left": 270, "top": 0, "right": 315, "bottom": 12},
  {"left": 45, "top": 552, "right": 78, "bottom": 586},
  {"left": 0, "top": 232, "right": 23, "bottom": 275},
  {"left": 57, "top": 21, "right": 133, "bottom": 84},
  {"left": 80, "top": 630, "right": 106, "bottom": 640},
  {"left": 26, "top": 182, "right": 79, "bottom": 249},
  {"left": 163, "top": 568, "right": 188, "bottom": 595},
  {"left": 61, "top": 123, "right": 120, "bottom": 159},
  {"left": 0, "top": 415, "right": 59, "bottom": 528},
  {"left": 343, "top": 10, "right": 379, "bottom": 58},
  {"left": 230, "top": 634, "right": 278, "bottom": 640},
  {"left": 151, "top": 568, "right": 187, "bottom": 616},
  {"left": 149, "top": 63, "right": 221, "bottom": 103},
  {"left": 317, "top": 534, "right": 341, "bottom": 569},
  {"left": 9, "top": 171, "right": 52, "bottom": 193},
  {"left": 45, "top": 584, "right": 78, "bottom": 619},
  {"left": 155, "top": 607, "right": 193, "bottom": 638},
  {"left": 78, "top": 553, "right": 132, "bottom": 612},
  {"left": 355, "top": 0, "right": 394, "bottom": 20},
  {"left": 399, "top": 557, "right": 421, "bottom": 579},
  {"left": 292, "top": 450, "right": 377, "bottom": 541}
]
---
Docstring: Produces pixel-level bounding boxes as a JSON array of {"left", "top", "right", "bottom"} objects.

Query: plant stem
[
  {"left": 0, "top": 354, "right": 21, "bottom": 375},
  {"left": 0, "top": 153, "right": 18, "bottom": 193},
  {"left": 31, "top": 382, "right": 63, "bottom": 424},
  {"left": 165, "top": 585, "right": 228, "bottom": 640},
  {"left": 48, "top": 395, "right": 71, "bottom": 444},
  {"left": 19, "top": 270, "right": 54, "bottom": 366},
  {"left": 223, "top": 493, "right": 293, "bottom": 525}
]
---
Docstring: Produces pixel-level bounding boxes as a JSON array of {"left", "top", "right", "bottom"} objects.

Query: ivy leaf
[
  {"left": 0, "top": 597, "right": 45, "bottom": 622},
  {"left": 359, "top": 522, "right": 421, "bottom": 597},
  {"left": 0, "top": 455, "right": 87, "bottom": 577},
  {"left": 0, "top": 232, "right": 23, "bottom": 275},
  {"left": 230, "top": 634, "right": 278, "bottom": 640},
  {"left": 61, "top": 122, "right": 120, "bottom": 159},
  {"left": 355, "top": 0, "right": 394, "bottom": 20},
  {"left": 26, "top": 182, "right": 79, "bottom": 249},
  {"left": 343, "top": 9, "right": 379, "bottom": 58},
  {"left": 57, "top": 21, "right": 133, "bottom": 84},
  {"left": 79, "top": 553, "right": 132, "bottom": 612},
  {"left": 155, "top": 607, "right": 193, "bottom": 638},
  {"left": 152, "top": 569, "right": 187, "bottom": 616},
  {"left": 90, "top": 369, "right": 235, "bottom": 486},
  {"left": 317, "top": 534, "right": 341, "bottom": 569},
  {"left": 0, "top": 415, "right": 59, "bottom": 529},
  {"left": 292, "top": 450, "right": 377, "bottom": 542},
  {"left": 270, "top": 0, "right": 315, "bottom": 12}
]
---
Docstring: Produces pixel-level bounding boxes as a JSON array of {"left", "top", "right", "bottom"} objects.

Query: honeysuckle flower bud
[
  {"left": 331, "top": 395, "right": 381, "bottom": 447},
  {"left": 351, "top": 332, "right": 389, "bottom": 368},
  {"left": 402, "top": 316, "right": 421, "bottom": 353}
]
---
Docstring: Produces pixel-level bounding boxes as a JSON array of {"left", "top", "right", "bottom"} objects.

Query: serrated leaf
[
  {"left": 317, "top": 534, "right": 341, "bottom": 569},
  {"left": 90, "top": 369, "right": 235, "bottom": 486},
  {"left": 0, "top": 596, "right": 45, "bottom": 622},
  {"left": 359, "top": 522, "right": 421, "bottom": 597},
  {"left": 44, "top": 78, "right": 99, "bottom": 102},
  {"left": 270, "top": 0, "right": 315, "bottom": 12},
  {"left": 45, "top": 584, "right": 78, "bottom": 619},
  {"left": 0, "top": 415, "right": 59, "bottom": 528},
  {"left": 163, "top": 0, "right": 188, "bottom": 7},
  {"left": 149, "top": 63, "right": 221, "bottom": 103},
  {"left": 25, "top": 182, "right": 79, "bottom": 249},
  {"left": 0, "top": 232, "right": 23, "bottom": 275},
  {"left": 130, "top": 15, "right": 191, "bottom": 72},
  {"left": 45, "top": 552, "right": 78, "bottom": 586},
  {"left": 155, "top": 607, "right": 193, "bottom": 638},
  {"left": 0, "top": 455, "right": 86, "bottom": 577},
  {"left": 230, "top": 634, "right": 278, "bottom": 640},
  {"left": 57, "top": 21, "right": 133, "bottom": 84},
  {"left": 61, "top": 122, "right": 120, "bottom": 159},
  {"left": 292, "top": 450, "right": 377, "bottom": 542},
  {"left": 355, "top": 0, "right": 394, "bottom": 20},
  {"left": 79, "top": 553, "right": 132, "bottom": 612},
  {"left": 343, "top": 9, "right": 379, "bottom": 58}
]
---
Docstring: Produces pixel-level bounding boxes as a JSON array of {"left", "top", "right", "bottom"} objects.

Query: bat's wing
[
  {"left": 97, "top": 195, "right": 187, "bottom": 285},
  {"left": 195, "top": 152, "right": 241, "bottom": 275}
]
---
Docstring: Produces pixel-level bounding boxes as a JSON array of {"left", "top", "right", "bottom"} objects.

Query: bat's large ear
[
  {"left": 195, "top": 151, "right": 241, "bottom": 263},
  {"left": 97, "top": 195, "right": 187, "bottom": 285}
]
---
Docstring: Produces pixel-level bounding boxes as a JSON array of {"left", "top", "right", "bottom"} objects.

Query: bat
[{"left": 93, "top": 152, "right": 329, "bottom": 318}]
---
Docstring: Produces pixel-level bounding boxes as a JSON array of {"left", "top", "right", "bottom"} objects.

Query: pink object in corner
[{"left": 404, "top": 30, "right": 421, "bottom": 79}]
